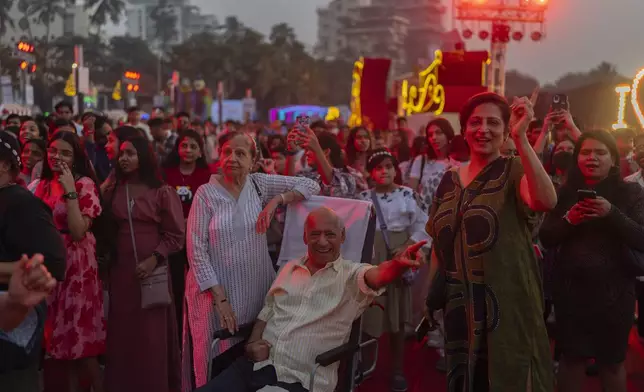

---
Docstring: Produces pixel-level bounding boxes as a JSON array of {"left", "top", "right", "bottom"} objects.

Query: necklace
[{"left": 179, "top": 165, "right": 195, "bottom": 185}]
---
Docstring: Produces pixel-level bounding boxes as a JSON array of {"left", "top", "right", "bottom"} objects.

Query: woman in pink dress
[
  {"left": 102, "top": 137, "right": 185, "bottom": 392},
  {"left": 31, "top": 131, "right": 105, "bottom": 392}
]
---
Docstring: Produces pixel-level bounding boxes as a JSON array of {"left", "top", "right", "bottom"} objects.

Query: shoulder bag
[
  {"left": 125, "top": 184, "right": 172, "bottom": 309},
  {"left": 370, "top": 190, "right": 417, "bottom": 286}
]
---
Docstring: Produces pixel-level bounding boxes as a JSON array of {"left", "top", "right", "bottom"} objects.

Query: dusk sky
[{"left": 117, "top": 0, "right": 644, "bottom": 84}]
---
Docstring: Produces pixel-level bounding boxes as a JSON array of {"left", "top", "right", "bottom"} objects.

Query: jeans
[{"left": 196, "top": 357, "right": 308, "bottom": 392}]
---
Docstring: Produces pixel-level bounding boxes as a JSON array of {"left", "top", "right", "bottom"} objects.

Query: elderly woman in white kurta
[{"left": 183, "top": 131, "right": 320, "bottom": 389}]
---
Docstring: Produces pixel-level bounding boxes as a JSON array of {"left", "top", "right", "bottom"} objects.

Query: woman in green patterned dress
[{"left": 426, "top": 92, "right": 557, "bottom": 391}]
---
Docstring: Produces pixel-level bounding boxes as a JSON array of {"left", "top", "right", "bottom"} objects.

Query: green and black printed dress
[{"left": 427, "top": 156, "right": 553, "bottom": 392}]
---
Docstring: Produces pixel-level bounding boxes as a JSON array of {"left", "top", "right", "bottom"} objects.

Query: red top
[{"left": 164, "top": 165, "right": 212, "bottom": 218}]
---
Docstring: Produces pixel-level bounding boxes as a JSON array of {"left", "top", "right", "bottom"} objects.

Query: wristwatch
[{"left": 63, "top": 191, "right": 78, "bottom": 200}]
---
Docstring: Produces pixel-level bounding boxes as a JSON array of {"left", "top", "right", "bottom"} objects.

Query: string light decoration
[
  {"left": 348, "top": 58, "right": 364, "bottom": 127},
  {"left": 400, "top": 50, "right": 445, "bottom": 116},
  {"left": 612, "top": 68, "right": 644, "bottom": 130},
  {"left": 613, "top": 85, "right": 631, "bottom": 130},
  {"left": 630, "top": 68, "right": 644, "bottom": 129}
]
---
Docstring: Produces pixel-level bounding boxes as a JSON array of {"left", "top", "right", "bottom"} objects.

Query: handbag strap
[
  {"left": 125, "top": 184, "right": 139, "bottom": 264},
  {"left": 418, "top": 155, "right": 426, "bottom": 185},
  {"left": 250, "top": 176, "right": 267, "bottom": 208},
  {"left": 370, "top": 190, "right": 393, "bottom": 254}
]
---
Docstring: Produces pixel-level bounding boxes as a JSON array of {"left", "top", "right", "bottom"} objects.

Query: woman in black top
[
  {"left": 540, "top": 130, "right": 644, "bottom": 392},
  {"left": 0, "top": 131, "right": 66, "bottom": 391}
]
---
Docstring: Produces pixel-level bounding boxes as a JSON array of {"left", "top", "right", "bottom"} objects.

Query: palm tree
[
  {"left": 269, "top": 23, "right": 296, "bottom": 47},
  {"left": 0, "top": 0, "right": 15, "bottom": 37},
  {"left": 150, "top": 0, "right": 178, "bottom": 54},
  {"left": 85, "top": 0, "right": 125, "bottom": 33},
  {"left": 22, "top": 0, "right": 68, "bottom": 107},
  {"left": 25, "top": 0, "right": 68, "bottom": 40}
]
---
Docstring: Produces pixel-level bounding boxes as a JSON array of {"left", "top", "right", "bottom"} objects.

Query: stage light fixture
[
  {"left": 479, "top": 30, "right": 490, "bottom": 40},
  {"left": 462, "top": 29, "right": 473, "bottom": 39},
  {"left": 512, "top": 31, "right": 524, "bottom": 41},
  {"left": 531, "top": 31, "right": 543, "bottom": 41}
]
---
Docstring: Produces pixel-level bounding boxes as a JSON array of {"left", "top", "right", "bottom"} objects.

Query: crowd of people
[{"left": 0, "top": 91, "right": 643, "bottom": 392}]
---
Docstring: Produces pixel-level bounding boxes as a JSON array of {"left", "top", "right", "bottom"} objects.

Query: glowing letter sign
[
  {"left": 400, "top": 50, "right": 446, "bottom": 116},
  {"left": 613, "top": 68, "right": 644, "bottom": 130},
  {"left": 348, "top": 58, "right": 364, "bottom": 127},
  {"left": 613, "top": 85, "right": 630, "bottom": 130}
]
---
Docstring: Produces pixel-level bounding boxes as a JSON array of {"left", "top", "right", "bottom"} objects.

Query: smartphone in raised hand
[
  {"left": 295, "top": 115, "right": 310, "bottom": 133},
  {"left": 551, "top": 93, "right": 569, "bottom": 112},
  {"left": 577, "top": 189, "right": 597, "bottom": 202}
]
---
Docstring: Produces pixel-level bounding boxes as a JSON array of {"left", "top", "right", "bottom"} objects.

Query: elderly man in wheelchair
[{"left": 197, "top": 206, "right": 426, "bottom": 392}]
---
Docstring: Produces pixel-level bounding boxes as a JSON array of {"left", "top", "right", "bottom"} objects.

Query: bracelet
[{"left": 279, "top": 194, "right": 285, "bottom": 205}]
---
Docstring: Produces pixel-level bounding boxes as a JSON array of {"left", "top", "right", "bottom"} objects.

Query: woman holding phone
[{"left": 540, "top": 130, "right": 644, "bottom": 392}]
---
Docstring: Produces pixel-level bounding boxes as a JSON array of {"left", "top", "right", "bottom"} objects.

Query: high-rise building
[
  {"left": 125, "top": 0, "right": 216, "bottom": 46},
  {"left": 0, "top": 2, "right": 90, "bottom": 46},
  {"left": 315, "top": 0, "right": 444, "bottom": 74},
  {"left": 395, "top": 0, "right": 444, "bottom": 67}
]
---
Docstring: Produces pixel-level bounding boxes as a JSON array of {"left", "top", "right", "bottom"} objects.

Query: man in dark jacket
[{"left": 0, "top": 130, "right": 66, "bottom": 391}]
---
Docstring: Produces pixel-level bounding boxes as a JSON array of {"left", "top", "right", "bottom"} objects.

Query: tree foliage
[
  {"left": 85, "top": 0, "right": 126, "bottom": 30},
  {"left": 165, "top": 17, "right": 354, "bottom": 115}
]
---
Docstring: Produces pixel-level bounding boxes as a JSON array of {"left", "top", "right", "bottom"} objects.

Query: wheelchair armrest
[
  {"left": 212, "top": 323, "right": 254, "bottom": 340},
  {"left": 315, "top": 341, "right": 360, "bottom": 367}
]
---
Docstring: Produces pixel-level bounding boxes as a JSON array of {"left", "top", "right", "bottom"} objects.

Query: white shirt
[
  {"left": 358, "top": 186, "right": 432, "bottom": 247},
  {"left": 254, "top": 256, "right": 383, "bottom": 392},
  {"left": 625, "top": 170, "right": 644, "bottom": 188}
]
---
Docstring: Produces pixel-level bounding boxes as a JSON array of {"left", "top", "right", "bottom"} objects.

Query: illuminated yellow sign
[
  {"left": 325, "top": 106, "right": 340, "bottom": 121},
  {"left": 348, "top": 58, "right": 364, "bottom": 127},
  {"left": 613, "top": 68, "right": 644, "bottom": 130},
  {"left": 400, "top": 50, "right": 446, "bottom": 116}
]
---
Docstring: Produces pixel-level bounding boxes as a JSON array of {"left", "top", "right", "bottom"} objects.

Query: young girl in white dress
[{"left": 358, "top": 148, "right": 431, "bottom": 392}]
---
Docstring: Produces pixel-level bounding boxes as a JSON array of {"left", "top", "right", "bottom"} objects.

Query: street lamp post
[
  {"left": 74, "top": 45, "right": 85, "bottom": 115},
  {"left": 13, "top": 41, "right": 36, "bottom": 106}
]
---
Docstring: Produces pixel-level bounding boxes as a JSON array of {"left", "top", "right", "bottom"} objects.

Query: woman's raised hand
[{"left": 510, "top": 88, "right": 538, "bottom": 140}]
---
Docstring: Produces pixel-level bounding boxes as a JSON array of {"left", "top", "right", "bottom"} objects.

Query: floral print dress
[
  {"left": 33, "top": 176, "right": 105, "bottom": 359},
  {"left": 409, "top": 155, "right": 459, "bottom": 213}
]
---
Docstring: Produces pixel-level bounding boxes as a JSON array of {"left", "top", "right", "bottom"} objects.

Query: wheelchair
[{"left": 206, "top": 198, "right": 379, "bottom": 392}]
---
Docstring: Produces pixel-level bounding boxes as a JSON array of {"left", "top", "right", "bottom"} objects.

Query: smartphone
[
  {"left": 415, "top": 317, "right": 431, "bottom": 342},
  {"left": 296, "top": 115, "right": 310, "bottom": 132},
  {"left": 551, "top": 93, "right": 569, "bottom": 112},
  {"left": 577, "top": 189, "right": 597, "bottom": 201}
]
